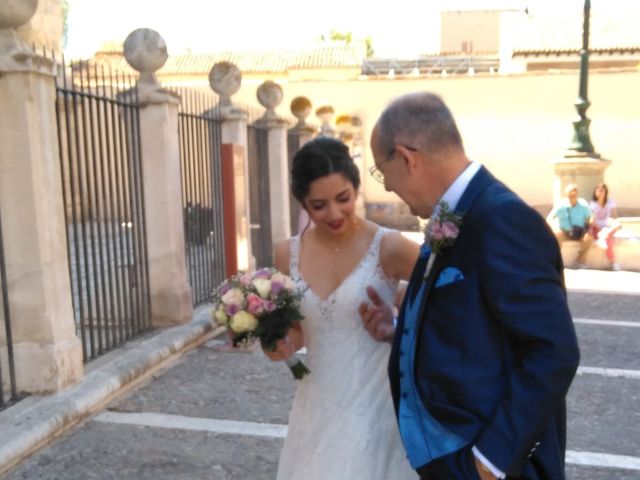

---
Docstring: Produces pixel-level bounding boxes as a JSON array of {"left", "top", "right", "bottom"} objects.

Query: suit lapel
[{"left": 413, "top": 166, "right": 496, "bottom": 331}]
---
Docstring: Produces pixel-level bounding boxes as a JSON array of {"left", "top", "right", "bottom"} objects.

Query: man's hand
[{"left": 359, "top": 286, "right": 395, "bottom": 343}]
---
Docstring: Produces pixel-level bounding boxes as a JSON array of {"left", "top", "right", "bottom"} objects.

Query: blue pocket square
[{"left": 435, "top": 267, "right": 464, "bottom": 288}]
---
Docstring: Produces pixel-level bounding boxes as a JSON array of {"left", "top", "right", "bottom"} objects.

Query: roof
[{"left": 94, "top": 41, "right": 367, "bottom": 76}]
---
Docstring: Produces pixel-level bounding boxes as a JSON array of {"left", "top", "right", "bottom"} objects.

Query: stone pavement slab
[
  {"left": 110, "top": 346, "right": 295, "bottom": 424},
  {"left": 4, "top": 421, "right": 282, "bottom": 480}
]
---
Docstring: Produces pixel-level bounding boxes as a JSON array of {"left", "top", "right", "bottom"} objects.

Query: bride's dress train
[{"left": 277, "top": 228, "right": 417, "bottom": 479}]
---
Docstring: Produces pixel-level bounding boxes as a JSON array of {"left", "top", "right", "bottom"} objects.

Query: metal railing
[
  {"left": 53, "top": 53, "right": 151, "bottom": 362},
  {"left": 174, "top": 88, "right": 227, "bottom": 305},
  {"left": 361, "top": 56, "right": 500, "bottom": 76},
  {"left": 247, "top": 123, "right": 273, "bottom": 268},
  {"left": 0, "top": 205, "right": 19, "bottom": 410}
]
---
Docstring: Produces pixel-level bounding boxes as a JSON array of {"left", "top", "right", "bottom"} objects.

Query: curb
[{"left": 0, "top": 307, "right": 223, "bottom": 476}]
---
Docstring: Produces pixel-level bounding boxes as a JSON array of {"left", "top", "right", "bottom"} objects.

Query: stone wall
[{"left": 228, "top": 70, "right": 640, "bottom": 221}]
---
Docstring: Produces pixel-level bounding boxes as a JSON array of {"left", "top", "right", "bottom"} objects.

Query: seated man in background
[{"left": 546, "top": 183, "right": 593, "bottom": 267}]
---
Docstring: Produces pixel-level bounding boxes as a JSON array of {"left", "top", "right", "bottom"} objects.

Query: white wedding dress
[{"left": 277, "top": 227, "right": 418, "bottom": 480}]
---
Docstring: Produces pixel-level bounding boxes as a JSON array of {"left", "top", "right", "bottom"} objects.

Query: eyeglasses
[{"left": 369, "top": 145, "right": 417, "bottom": 184}]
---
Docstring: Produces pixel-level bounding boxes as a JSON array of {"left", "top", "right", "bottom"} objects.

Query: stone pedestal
[
  {"left": 137, "top": 85, "right": 193, "bottom": 326},
  {"left": 264, "top": 117, "right": 291, "bottom": 245},
  {"left": 552, "top": 152, "right": 611, "bottom": 205},
  {"left": 123, "top": 28, "right": 193, "bottom": 326},
  {"left": 256, "top": 81, "right": 291, "bottom": 245},
  {"left": 0, "top": 48, "right": 83, "bottom": 393}
]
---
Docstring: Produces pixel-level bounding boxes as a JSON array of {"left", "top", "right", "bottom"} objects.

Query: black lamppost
[{"left": 568, "top": 0, "right": 595, "bottom": 153}]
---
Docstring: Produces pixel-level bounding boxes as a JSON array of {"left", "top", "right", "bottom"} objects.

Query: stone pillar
[
  {"left": 254, "top": 80, "right": 291, "bottom": 245},
  {"left": 0, "top": 1, "right": 83, "bottom": 393},
  {"left": 209, "top": 61, "right": 252, "bottom": 271},
  {"left": 288, "top": 97, "right": 316, "bottom": 234},
  {"left": 123, "top": 28, "right": 192, "bottom": 326},
  {"left": 552, "top": 153, "right": 611, "bottom": 207}
]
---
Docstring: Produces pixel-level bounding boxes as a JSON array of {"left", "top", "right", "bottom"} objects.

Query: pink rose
[
  {"left": 239, "top": 272, "right": 253, "bottom": 286},
  {"left": 442, "top": 221, "right": 459, "bottom": 239},
  {"left": 246, "top": 293, "right": 265, "bottom": 315},
  {"left": 430, "top": 222, "right": 445, "bottom": 240}
]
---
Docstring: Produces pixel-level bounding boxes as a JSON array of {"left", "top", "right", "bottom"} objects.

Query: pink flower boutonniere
[{"left": 423, "top": 201, "right": 463, "bottom": 278}]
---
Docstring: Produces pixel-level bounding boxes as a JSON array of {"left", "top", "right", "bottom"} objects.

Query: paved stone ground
[{"left": 4, "top": 276, "right": 640, "bottom": 480}]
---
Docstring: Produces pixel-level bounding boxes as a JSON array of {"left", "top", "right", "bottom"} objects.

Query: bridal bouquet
[{"left": 211, "top": 268, "right": 310, "bottom": 379}]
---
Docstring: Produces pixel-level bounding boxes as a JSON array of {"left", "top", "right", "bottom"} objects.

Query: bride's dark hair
[{"left": 290, "top": 136, "right": 360, "bottom": 203}]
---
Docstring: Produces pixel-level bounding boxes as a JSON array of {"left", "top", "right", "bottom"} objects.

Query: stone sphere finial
[
  {"left": 0, "top": 0, "right": 38, "bottom": 30},
  {"left": 123, "top": 28, "right": 168, "bottom": 86},
  {"left": 209, "top": 62, "right": 241, "bottom": 107},
  {"left": 316, "top": 104, "right": 336, "bottom": 138},
  {"left": 290, "top": 96, "right": 312, "bottom": 127},
  {"left": 256, "top": 80, "right": 283, "bottom": 120}
]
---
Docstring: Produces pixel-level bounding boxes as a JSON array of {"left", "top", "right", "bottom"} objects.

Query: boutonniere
[{"left": 423, "top": 201, "right": 463, "bottom": 279}]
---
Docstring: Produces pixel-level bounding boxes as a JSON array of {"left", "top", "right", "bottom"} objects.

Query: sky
[{"left": 64, "top": 0, "right": 628, "bottom": 59}]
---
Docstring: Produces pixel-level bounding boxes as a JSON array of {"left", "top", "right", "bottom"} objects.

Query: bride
[{"left": 265, "top": 137, "right": 420, "bottom": 479}]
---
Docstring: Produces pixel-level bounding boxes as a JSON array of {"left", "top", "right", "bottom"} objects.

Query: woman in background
[{"left": 589, "top": 183, "right": 622, "bottom": 271}]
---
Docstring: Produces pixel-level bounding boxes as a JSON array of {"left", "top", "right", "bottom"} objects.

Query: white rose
[
  {"left": 229, "top": 311, "right": 258, "bottom": 333},
  {"left": 221, "top": 288, "right": 244, "bottom": 305},
  {"left": 252, "top": 278, "right": 272, "bottom": 299},
  {"left": 213, "top": 307, "right": 228, "bottom": 326}
]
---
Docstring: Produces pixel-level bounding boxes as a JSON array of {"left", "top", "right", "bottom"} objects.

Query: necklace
[{"left": 319, "top": 218, "right": 361, "bottom": 252}]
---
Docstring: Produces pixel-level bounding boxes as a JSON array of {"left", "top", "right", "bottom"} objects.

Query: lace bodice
[
  {"left": 277, "top": 227, "right": 417, "bottom": 479},
  {"left": 288, "top": 227, "right": 397, "bottom": 374}
]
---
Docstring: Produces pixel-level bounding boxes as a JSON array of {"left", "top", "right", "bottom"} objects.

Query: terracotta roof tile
[{"left": 94, "top": 41, "right": 366, "bottom": 75}]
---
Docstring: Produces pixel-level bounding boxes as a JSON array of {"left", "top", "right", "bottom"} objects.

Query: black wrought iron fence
[
  {"left": 53, "top": 53, "right": 151, "bottom": 362},
  {"left": 247, "top": 123, "right": 273, "bottom": 268},
  {"left": 0, "top": 205, "right": 19, "bottom": 410},
  {"left": 173, "top": 88, "right": 226, "bottom": 305}
]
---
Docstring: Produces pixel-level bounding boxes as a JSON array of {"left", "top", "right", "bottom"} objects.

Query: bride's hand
[
  {"left": 359, "top": 286, "right": 395, "bottom": 343},
  {"left": 262, "top": 324, "right": 305, "bottom": 361}
]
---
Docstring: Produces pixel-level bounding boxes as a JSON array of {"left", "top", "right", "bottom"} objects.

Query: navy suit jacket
[{"left": 389, "top": 167, "right": 580, "bottom": 479}]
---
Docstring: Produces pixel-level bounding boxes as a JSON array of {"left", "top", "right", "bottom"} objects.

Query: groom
[{"left": 360, "top": 92, "right": 580, "bottom": 479}]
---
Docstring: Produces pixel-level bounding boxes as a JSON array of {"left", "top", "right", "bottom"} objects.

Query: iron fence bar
[
  {"left": 72, "top": 63, "right": 97, "bottom": 357},
  {"left": 88, "top": 62, "right": 112, "bottom": 351},
  {"left": 121, "top": 73, "right": 139, "bottom": 334},
  {"left": 199, "top": 93, "right": 216, "bottom": 299},
  {"left": 94, "top": 62, "right": 116, "bottom": 350},
  {"left": 53, "top": 52, "right": 76, "bottom": 334},
  {"left": 78, "top": 63, "right": 104, "bottom": 355},
  {"left": 187, "top": 91, "right": 205, "bottom": 301},
  {"left": 210, "top": 113, "right": 226, "bottom": 287},
  {"left": 63, "top": 58, "right": 91, "bottom": 361},
  {"left": 0, "top": 200, "right": 18, "bottom": 407},
  {"left": 184, "top": 94, "right": 199, "bottom": 299},
  {"left": 111, "top": 68, "right": 129, "bottom": 344},
  {"left": 53, "top": 57, "right": 150, "bottom": 361},
  {"left": 179, "top": 111, "right": 195, "bottom": 298},
  {"left": 196, "top": 93, "right": 211, "bottom": 302},
  {"left": 110, "top": 70, "right": 134, "bottom": 341}
]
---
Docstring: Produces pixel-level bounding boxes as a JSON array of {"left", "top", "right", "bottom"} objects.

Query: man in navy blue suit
[{"left": 360, "top": 92, "right": 580, "bottom": 479}]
